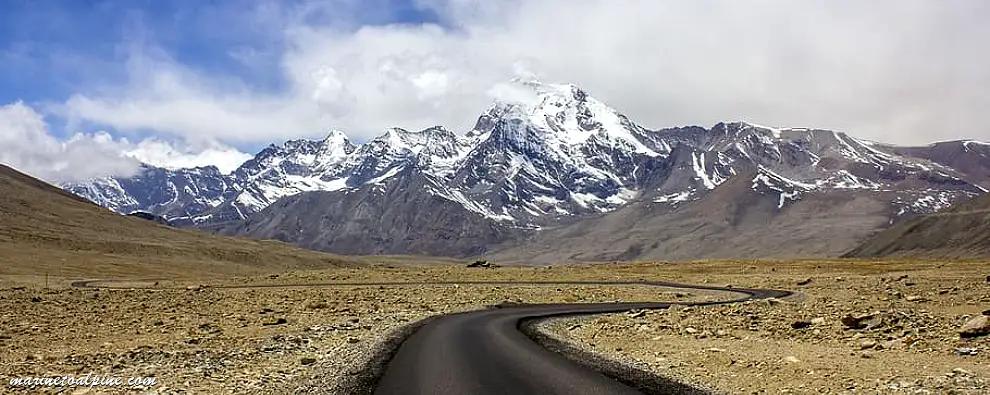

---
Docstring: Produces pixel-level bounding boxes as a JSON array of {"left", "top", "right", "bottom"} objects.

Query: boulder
[{"left": 959, "top": 315, "right": 990, "bottom": 338}]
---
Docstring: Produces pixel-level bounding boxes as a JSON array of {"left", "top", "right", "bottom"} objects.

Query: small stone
[
  {"left": 626, "top": 310, "right": 646, "bottom": 318},
  {"left": 952, "top": 367, "right": 972, "bottom": 376},
  {"left": 263, "top": 318, "right": 288, "bottom": 326},
  {"left": 684, "top": 327, "right": 698, "bottom": 334},
  {"left": 300, "top": 357, "right": 317, "bottom": 366},
  {"left": 841, "top": 312, "right": 881, "bottom": 330},
  {"left": 796, "top": 278, "right": 812, "bottom": 286},
  {"left": 784, "top": 356, "right": 800, "bottom": 363},
  {"left": 791, "top": 321, "right": 812, "bottom": 330},
  {"left": 810, "top": 317, "right": 826, "bottom": 325},
  {"left": 347, "top": 337, "right": 360, "bottom": 344},
  {"left": 859, "top": 340, "right": 877, "bottom": 350},
  {"left": 958, "top": 315, "right": 990, "bottom": 338},
  {"left": 30, "top": 296, "right": 42, "bottom": 303},
  {"left": 905, "top": 295, "right": 927, "bottom": 302},
  {"left": 955, "top": 347, "right": 979, "bottom": 356},
  {"left": 567, "top": 324, "right": 582, "bottom": 331}
]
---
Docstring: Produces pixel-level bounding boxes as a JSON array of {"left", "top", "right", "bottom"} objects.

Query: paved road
[
  {"left": 373, "top": 281, "right": 791, "bottom": 395},
  {"left": 71, "top": 279, "right": 790, "bottom": 394}
]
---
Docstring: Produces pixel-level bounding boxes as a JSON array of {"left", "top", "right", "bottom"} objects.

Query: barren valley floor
[{"left": 1, "top": 260, "right": 988, "bottom": 394}]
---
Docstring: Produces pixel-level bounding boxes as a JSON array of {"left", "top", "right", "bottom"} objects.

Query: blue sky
[
  {"left": 2, "top": 0, "right": 989, "bottom": 182},
  {"left": 0, "top": 0, "right": 440, "bottom": 139}
]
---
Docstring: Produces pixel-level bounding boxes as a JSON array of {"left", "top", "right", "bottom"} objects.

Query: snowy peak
[
  {"left": 478, "top": 80, "right": 658, "bottom": 157},
  {"left": 62, "top": 80, "right": 989, "bottom": 232}
]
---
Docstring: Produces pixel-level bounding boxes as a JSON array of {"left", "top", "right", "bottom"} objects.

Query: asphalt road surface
[{"left": 373, "top": 281, "right": 791, "bottom": 395}]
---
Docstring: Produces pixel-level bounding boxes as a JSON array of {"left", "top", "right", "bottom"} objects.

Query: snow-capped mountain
[{"left": 63, "top": 80, "right": 989, "bottom": 259}]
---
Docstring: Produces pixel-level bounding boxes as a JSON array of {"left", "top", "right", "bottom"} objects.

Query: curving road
[
  {"left": 71, "top": 279, "right": 790, "bottom": 394},
  {"left": 373, "top": 281, "right": 790, "bottom": 395}
]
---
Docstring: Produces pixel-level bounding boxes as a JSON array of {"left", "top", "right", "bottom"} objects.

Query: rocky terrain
[
  {"left": 63, "top": 80, "right": 989, "bottom": 261},
  {"left": 536, "top": 260, "right": 990, "bottom": 394},
  {"left": 1, "top": 260, "right": 987, "bottom": 394},
  {"left": 0, "top": 266, "right": 722, "bottom": 394}
]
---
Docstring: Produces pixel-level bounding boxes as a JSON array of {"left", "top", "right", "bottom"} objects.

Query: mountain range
[{"left": 63, "top": 80, "right": 990, "bottom": 262}]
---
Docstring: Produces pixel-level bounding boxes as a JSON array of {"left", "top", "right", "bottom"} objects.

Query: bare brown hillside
[
  {"left": 845, "top": 193, "right": 990, "bottom": 258},
  {"left": 0, "top": 164, "right": 355, "bottom": 284}
]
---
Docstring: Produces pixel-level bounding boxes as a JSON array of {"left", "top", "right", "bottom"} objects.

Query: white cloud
[
  {"left": 0, "top": 102, "right": 141, "bottom": 183},
  {"left": 123, "top": 140, "right": 252, "bottom": 174},
  {"left": 0, "top": 102, "right": 251, "bottom": 183},
  {"left": 56, "top": 0, "right": 990, "bottom": 146}
]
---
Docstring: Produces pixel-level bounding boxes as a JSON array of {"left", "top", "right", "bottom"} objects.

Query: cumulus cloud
[
  {"left": 0, "top": 102, "right": 250, "bottom": 183},
  {"left": 124, "top": 140, "right": 252, "bottom": 173},
  {"left": 57, "top": 0, "right": 990, "bottom": 145},
  {"left": 0, "top": 102, "right": 141, "bottom": 182}
]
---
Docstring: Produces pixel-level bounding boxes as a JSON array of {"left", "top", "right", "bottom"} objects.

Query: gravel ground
[
  {"left": 536, "top": 260, "right": 990, "bottom": 394},
  {"left": 0, "top": 265, "right": 719, "bottom": 394},
  {"left": 2, "top": 260, "right": 987, "bottom": 394}
]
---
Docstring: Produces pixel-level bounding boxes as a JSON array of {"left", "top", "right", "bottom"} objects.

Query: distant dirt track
[{"left": 71, "top": 279, "right": 791, "bottom": 394}]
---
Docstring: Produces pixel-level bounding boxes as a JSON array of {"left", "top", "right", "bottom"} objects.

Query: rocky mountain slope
[
  {"left": 62, "top": 81, "right": 989, "bottom": 261},
  {"left": 0, "top": 164, "right": 350, "bottom": 278},
  {"left": 844, "top": 193, "right": 990, "bottom": 258}
]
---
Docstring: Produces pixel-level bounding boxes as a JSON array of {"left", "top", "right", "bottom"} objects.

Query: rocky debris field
[
  {"left": 0, "top": 265, "right": 719, "bottom": 394},
  {"left": 537, "top": 260, "right": 990, "bottom": 394},
  {"left": 2, "top": 260, "right": 987, "bottom": 394}
]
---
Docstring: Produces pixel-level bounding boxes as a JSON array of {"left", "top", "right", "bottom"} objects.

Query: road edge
[{"left": 521, "top": 314, "right": 714, "bottom": 395}]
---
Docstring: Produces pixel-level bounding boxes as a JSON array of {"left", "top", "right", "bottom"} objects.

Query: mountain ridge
[{"left": 61, "top": 81, "right": 990, "bottom": 261}]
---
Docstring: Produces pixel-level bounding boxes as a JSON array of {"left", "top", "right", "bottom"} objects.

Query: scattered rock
[
  {"left": 955, "top": 347, "right": 979, "bottom": 356},
  {"left": 626, "top": 310, "right": 646, "bottom": 319},
  {"left": 796, "top": 278, "right": 813, "bottom": 286},
  {"left": 952, "top": 367, "right": 972, "bottom": 376},
  {"left": 958, "top": 315, "right": 990, "bottom": 338},
  {"left": 263, "top": 318, "right": 288, "bottom": 326},
  {"left": 684, "top": 327, "right": 698, "bottom": 334},
  {"left": 466, "top": 260, "right": 498, "bottom": 268},
  {"left": 841, "top": 312, "right": 881, "bottom": 330},
  {"left": 791, "top": 321, "right": 812, "bottom": 330},
  {"left": 905, "top": 295, "right": 927, "bottom": 302},
  {"left": 859, "top": 340, "right": 877, "bottom": 350}
]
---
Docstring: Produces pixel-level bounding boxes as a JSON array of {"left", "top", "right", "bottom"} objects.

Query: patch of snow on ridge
[
  {"left": 829, "top": 170, "right": 881, "bottom": 190},
  {"left": 654, "top": 189, "right": 694, "bottom": 204},
  {"left": 692, "top": 152, "right": 717, "bottom": 189},
  {"left": 751, "top": 167, "right": 817, "bottom": 209},
  {"left": 434, "top": 188, "right": 514, "bottom": 222}
]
